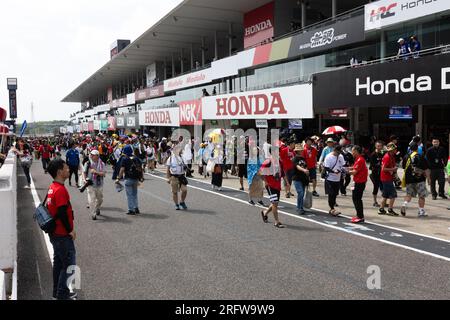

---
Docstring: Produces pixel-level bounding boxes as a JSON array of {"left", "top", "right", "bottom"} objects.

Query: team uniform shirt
[
  {"left": 280, "top": 145, "right": 295, "bottom": 172},
  {"left": 380, "top": 153, "right": 396, "bottom": 182},
  {"left": 302, "top": 145, "right": 318, "bottom": 169},
  {"left": 46, "top": 182, "right": 74, "bottom": 237},
  {"left": 353, "top": 155, "right": 368, "bottom": 183},
  {"left": 260, "top": 158, "right": 283, "bottom": 191},
  {"left": 39, "top": 145, "right": 53, "bottom": 159}
]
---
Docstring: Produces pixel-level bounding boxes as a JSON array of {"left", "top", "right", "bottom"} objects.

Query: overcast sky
[{"left": 0, "top": 0, "right": 182, "bottom": 123}]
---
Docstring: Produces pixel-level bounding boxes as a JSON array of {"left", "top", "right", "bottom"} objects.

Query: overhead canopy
[{"left": 62, "top": 0, "right": 273, "bottom": 103}]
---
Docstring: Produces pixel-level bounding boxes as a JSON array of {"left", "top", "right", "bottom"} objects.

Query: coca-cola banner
[
  {"left": 139, "top": 107, "right": 180, "bottom": 127},
  {"left": 202, "top": 84, "right": 313, "bottom": 120},
  {"left": 179, "top": 100, "right": 202, "bottom": 126},
  {"left": 244, "top": 1, "right": 274, "bottom": 49}
]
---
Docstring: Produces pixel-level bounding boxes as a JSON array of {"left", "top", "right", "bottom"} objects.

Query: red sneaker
[{"left": 351, "top": 217, "right": 365, "bottom": 224}]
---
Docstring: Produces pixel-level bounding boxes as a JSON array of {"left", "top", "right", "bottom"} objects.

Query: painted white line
[
  {"left": 147, "top": 172, "right": 450, "bottom": 262},
  {"left": 30, "top": 176, "right": 53, "bottom": 265},
  {"left": 163, "top": 172, "right": 450, "bottom": 244}
]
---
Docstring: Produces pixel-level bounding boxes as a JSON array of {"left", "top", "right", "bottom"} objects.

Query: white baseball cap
[
  {"left": 397, "top": 38, "right": 404, "bottom": 43},
  {"left": 90, "top": 150, "right": 100, "bottom": 156}
]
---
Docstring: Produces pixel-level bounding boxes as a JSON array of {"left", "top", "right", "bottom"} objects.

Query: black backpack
[{"left": 127, "top": 156, "right": 143, "bottom": 180}]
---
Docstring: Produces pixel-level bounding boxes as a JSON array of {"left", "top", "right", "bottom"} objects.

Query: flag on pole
[{"left": 20, "top": 120, "right": 27, "bottom": 137}]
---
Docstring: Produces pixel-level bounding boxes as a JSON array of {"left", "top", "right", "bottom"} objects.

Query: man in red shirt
[
  {"left": 280, "top": 138, "right": 295, "bottom": 198},
  {"left": 38, "top": 140, "right": 54, "bottom": 174},
  {"left": 46, "top": 158, "right": 77, "bottom": 300},
  {"left": 259, "top": 155, "right": 286, "bottom": 228},
  {"left": 379, "top": 143, "right": 399, "bottom": 216},
  {"left": 349, "top": 145, "right": 368, "bottom": 223},
  {"left": 303, "top": 137, "right": 319, "bottom": 197}
]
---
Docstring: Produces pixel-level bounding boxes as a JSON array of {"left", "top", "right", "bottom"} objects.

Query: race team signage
[
  {"left": 139, "top": 107, "right": 180, "bottom": 127},
  {"left": 244, "top": 1, "right": 274, "bottom": 49},
  {"left": 135, "top": 85, "right": 164, "bottom": 101},
  {"left": 107, "top": 116, "right": 117, "bottom": 131},
  {"left": 365, "top": 0, "right": 450, "bottom": 31},
  {"left": 202, "top": 84, "right": 313, "bottom": 120},
  {"left": 289, "top": 14, "right": 365, "bottom": 57},
  {"left": 179, "top": 100, "right": 202, "bottom": 126},
  {"left": 164, "top": 69, "right": 211, "bottom": 92},
  {"left": 313, "top": 53, "right": 450, "bottom": 109},
  {"left": 116, "top": 116, "right": 125, "bottom": 128},
  {"left": 126, "top": 116, "right": 136, "bottom": 128}
]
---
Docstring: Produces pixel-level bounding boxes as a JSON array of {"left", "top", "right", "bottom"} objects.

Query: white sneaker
[{"left": 218, "top": 187, "right": 222, "bottom": 191}]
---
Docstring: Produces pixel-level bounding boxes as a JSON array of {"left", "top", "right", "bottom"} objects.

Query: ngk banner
[
  {"left": 202, "top": 84, "right": 313, "bottom": 120},
  {"left": 179, "top": 100, "right": 202, "bottom": 125},
  {"left": 139, "top": 107, "right": 180, "bottom": 127},
  {"left": 244, "top": 1, "right": 274, "bottom": 49},
  {"left": 313, "top": 53, "right": 450, "bottom": 109},
  {"left": 365, "top": 0, "right": 450, "bottom": 31}
]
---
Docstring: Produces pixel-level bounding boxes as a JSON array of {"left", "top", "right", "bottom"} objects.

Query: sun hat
[{"left": 326, "top": 138, "right": 335, "bottom": 143}]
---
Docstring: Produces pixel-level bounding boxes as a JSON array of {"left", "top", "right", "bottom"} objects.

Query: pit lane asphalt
[{"left": 18, "top": 162, "right": 450, "bottom": 300}]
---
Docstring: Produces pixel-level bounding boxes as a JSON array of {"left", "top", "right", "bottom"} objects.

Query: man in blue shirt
[
  {"left": 66, "top": 142, "right": 80, "bottom": 187},
  {"left": 397, "top": 38, "right": 409, "bottom": 61},
  {"left": 409, "top": 35, "right": 421, "bottom": 59}
]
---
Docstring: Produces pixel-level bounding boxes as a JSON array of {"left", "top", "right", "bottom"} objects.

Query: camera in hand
[{"left": 79, "top": 179, "right": 94, "bottom": 193}]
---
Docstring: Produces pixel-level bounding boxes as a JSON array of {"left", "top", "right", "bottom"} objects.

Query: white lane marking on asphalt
[
  {"left": 36, "top": 262, "right": 44, "bottom": 297},
  {"left": 177, "top": 172, "right": 450, "bottom": 244},
  {"left": 342, "top": 223, "right": 375, "bottom": 232},
  {"left": 147, "top": 173, "right": 450, "bottom": 262},
  {"left": 324, "top": 221, "right": 338, "bottom": 225},
  {"left": 30, "top": 176, "right": 54, "bottom": 265},
  {"left": 390, "top": 232, "right": 403, "bottom": 238}
]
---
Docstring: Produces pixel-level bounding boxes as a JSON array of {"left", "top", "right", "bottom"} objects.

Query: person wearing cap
[
  {"left": 397, "top": 38, "right": 410, "bottom": 61},
  {"left": 400, "top": 143, "right": 430, "bottom": 217},
  {"left": 116, "top": 144, "right": 143, "bottom": 215},
  {"left": 409, "top": 35, "right": 421, "bottom": 59},
  {"left": 83, "top": 150, "right": 106, "bottom": 220},
  {"left": 319, "top": 138, "right": 335, "bottom": 175},
  {"left": 378, "top": 143, "right": 400, "bottom": 216},
  {"left": 426, "top": 137, "right": 448, "bottom": 200},
  {"left": 292, "top": 143, "right": 309, "bottom": 215},
  {"left": 323, "top": 145, "right": 345, "bottom": 216}
]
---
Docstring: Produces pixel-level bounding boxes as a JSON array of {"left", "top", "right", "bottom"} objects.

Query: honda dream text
[{"left": 356, "top": 68, "right": 450, "bottom": 96}]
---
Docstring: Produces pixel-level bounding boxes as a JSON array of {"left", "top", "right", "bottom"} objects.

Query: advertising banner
[
  {"left": 179, "top": 100, "right": 202, "bottom": 125},
  {"left": 9, "top": 90, "right": 17, "bottom": 119},
  {"left": 255, "top": 119, "right": 268, "bottom": 128},
  {"left": 288, "top": 14, "right": 365, "bottom": 57},
  {"left": 164, "top": 68, "right": 211, "bottom": 92},
  {"left": 100, "top": 120, "right": 108, "bottom": 131},
  {"left": 126, "top": 115, "right": 136, "bottom": 128},
  {"left": 313, "top": 53, "right": 450, "bottom": 109},
  {"left": 93, "top": 120, "right": 101, "bottom": 131},
  {"left": 139, "top": 107, "right": 180, "bottom": 127},
  {"left": 244, "top": 1, "right": 274, "bottom": 49},
  {"left": 135, "top": 85, "right": 164, "bottom": 101},
  {"left": 88, "top": 121, "right": 94, "bottom": 132},
  {"left": 116, "top": 116, "right": 125, "bottom": 128},
  {"left": 107, "top": 116, "right": 117, "bottom": 131},
  {"left": 365, "top": 0, "right": 450, "bottom": 31},
  {"left": 202, "top": 84, "right": 313, "bottom": 120},
  {"left": 389, "top": 106, "right": 412, "bottom": 119}
]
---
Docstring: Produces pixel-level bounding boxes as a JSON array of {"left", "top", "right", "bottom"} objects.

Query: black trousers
[
  {"left": 430, "top": 169, "right": 445, "bottom": 197},
  {"left": 22, "top": 164, "right": 31, "bottom": 185},
  {"left": 326, "top": 180, "right": 340, "bottom": 210},
  {"left": 69, "top": 165, "right": 79, "bottom": 185},
  {"left": 352, "top": 182, "right": 366, "bottom": 219},
  {"left": 340, "top": 174, "right": 351, "bottom": 195},
  {"left": 42, "top": 158, "right": 50, "bottom": 172},
  {"left": 370, "top": 174, "right": 383, "bottom": 196}
]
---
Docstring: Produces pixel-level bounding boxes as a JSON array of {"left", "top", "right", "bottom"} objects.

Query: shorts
[
  {"left": 238, "top": 164, "right": 247, "bottom": 178},
  {"left": 381, "top": 181, "right": 397, "bottom": 199},
  {"left": 308, "top": 168, "right": 317, "bottom": 181},
  {"left": 266, "top": 186, "right": 280, "bottom": 204},
  {"left": 170, "top": 176, "right": 187, "bottom": 194},
  {"left": 406, "top": 182, "right": 428, "bottom": 198}
]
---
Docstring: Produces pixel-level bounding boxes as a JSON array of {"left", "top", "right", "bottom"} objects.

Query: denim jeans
[
  {"left": 293, "top": 180, "right": 305, "bottom": 211},
  {"left": 125, "top": 179, "right": 139, "bottom": 211},
  {"left": 50, "top": 236, "right": 76, "bottom": 299}
]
